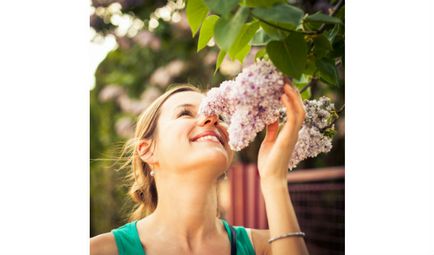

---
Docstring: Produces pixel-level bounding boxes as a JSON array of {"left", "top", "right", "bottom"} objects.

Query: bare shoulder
[
  {"left": 250, "top": 228, "right": 271, "bottom": 255},
  {"left": 90, "top": 232, "right": 118, "bottom": 255}
]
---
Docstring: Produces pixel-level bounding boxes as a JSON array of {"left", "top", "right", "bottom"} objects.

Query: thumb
[{"left": 264, "top": 121, "right": 279, "bottom": 143}]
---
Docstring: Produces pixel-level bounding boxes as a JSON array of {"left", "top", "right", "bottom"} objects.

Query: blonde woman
[{"left": 90, "top": 83, "right": 309, "bottom": 255}]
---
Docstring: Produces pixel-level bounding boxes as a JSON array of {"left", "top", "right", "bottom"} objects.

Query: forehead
[{"left": 161, "top": 91, "right": 205, "bottom": 114}]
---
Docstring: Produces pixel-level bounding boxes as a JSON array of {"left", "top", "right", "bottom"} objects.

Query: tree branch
[
  {"left": 251, "top": 0, "right": 344, "bottom": 36},
  {"left": 251, "top": 13, "right": 293, "bottom": 33},
  {"left": 300, "top": 79, "right": 316, "bottom": 94},
  {"left": 251, "top": 13, "right": 318, "bottom": 35},
  {"left": 316, "top": 0, "right": 345, "bottom": 34}
]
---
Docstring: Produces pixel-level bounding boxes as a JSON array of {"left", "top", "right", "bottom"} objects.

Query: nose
[{"left": 197, "top": 114, "right": 218, "bottom": 127}]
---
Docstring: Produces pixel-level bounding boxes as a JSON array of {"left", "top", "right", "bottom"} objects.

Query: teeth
[{"left": 195, "top": 135, "right": 220, "bottom": 143}]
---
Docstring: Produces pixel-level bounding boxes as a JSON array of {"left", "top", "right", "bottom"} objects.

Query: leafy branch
[
  {"left": 250, "top": 12, "right": 315, "bottom": 35},
  {"left": 186, "top": 0, "right": 344, "bottom": 86},
  {"left": 313, "top": 0, "right": 345, "bottom": 34}
]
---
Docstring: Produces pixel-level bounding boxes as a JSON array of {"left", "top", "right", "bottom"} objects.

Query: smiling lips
[{"left": 191, "top": 131, "right": 224, "bottom": 146}]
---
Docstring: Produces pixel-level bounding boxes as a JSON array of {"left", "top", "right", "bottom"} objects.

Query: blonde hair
[{"left": 120, "top": 84, "right": 203, "bottom": 221}]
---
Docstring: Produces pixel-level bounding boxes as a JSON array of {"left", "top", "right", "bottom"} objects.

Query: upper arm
[
  {"left": 250, "top": 229, "right": 271, "bottom": 255},
  {"left": 90, "top": 232, "right": 119, "bottom": 255}
]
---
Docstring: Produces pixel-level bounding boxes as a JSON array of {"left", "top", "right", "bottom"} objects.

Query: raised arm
[{"left": 256, "top": 82, "right": 309, "bottom": 255}]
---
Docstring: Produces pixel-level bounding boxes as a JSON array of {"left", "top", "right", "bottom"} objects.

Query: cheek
[
  {"left": 156, "top": 121, "right": 197, "bottom": 169},
  {"left": 159, "top": 120, "right": 193, "bottom": 148}
]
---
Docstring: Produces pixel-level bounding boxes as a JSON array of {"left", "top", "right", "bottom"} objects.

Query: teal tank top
[{"left": 111, "top": 219, "right": 255, "bottom": 255}]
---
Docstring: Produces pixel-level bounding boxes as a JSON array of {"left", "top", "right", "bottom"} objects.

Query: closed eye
[
  {"left": 218, "top": 114, "right": 229, "bottom": 124},
  {"left": 177, "top": 109, "right": 193, "bottom": 118},
  {"left": 177, "top": 108, "right": 226, "bottom": 124}
]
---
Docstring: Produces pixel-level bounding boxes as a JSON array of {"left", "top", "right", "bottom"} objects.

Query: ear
[{"left": 137, "top": 139, "right": 158, "bottom": 165}]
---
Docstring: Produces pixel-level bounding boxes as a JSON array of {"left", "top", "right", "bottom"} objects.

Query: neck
[{"left": 148, "top": 172, "right": 224, "bottom": 243}]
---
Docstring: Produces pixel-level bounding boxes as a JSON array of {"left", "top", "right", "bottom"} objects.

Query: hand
[{"left": 257, "top": 80, "right": 306, "bottom": 183}]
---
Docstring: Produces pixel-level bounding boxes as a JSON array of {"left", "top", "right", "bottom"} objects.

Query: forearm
[{"left": 261, "top": 178, "right": 309, "bottom": 255}]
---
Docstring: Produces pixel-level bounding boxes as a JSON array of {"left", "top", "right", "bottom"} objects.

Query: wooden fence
[{"left": 218, "top": 164, "right": 345, "bottom": 255}]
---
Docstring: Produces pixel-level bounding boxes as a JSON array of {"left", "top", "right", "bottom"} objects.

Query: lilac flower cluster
[
  {"left": 199, "top": 60, "right": 284, "bottom": 151},
  {"left": 286, "top": 97, "right": 338, "bottom": 170},
  {"left": 199, "top": 60, "right": 338, "bottom": 170},
  {"left": 303, "top": 96, "right": 337, "bottom": 129}
]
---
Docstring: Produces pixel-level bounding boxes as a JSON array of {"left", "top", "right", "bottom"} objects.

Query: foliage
[{"left": 186, "top": 0, "right": 345, "bottom": 88}]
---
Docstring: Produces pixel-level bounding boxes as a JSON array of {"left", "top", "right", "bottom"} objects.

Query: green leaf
[
  {"left": 252, "top": 4, "right": 304, "bottom": 31},
  {"left": 305, "top": 12, "right": 343, "bottom": 25},
  {"left": 266, "top": 32, "right": 308, "bottom": 79},
  {"left": 330, "top": 39, "right": 344, "bottom": 64},
  {"left": 242, "top": 0, "right": 285, "bottom": 7},
  {"left": 313, "top": 34, "right": 332, "bottom": 58},
  {"left": 186, "top": 0, "right": 209, "bottom": 37},
  {"left": 214, "top": 7, "right": 249, "bottom": 51},
  {"left": 255, "top": 47, "right": 267, "bottom": 60},
  {"left": 335, "top": 5, "right": 345, "bottom": 22},
  {"left": 301, "top": 87, "right": 311, "bottom": 100},
  {"left": 259, "top": 21, "right": 288, "bottom": 40},
  {"left": 250, "top": 29, "right": 273, "bottom": 46},
  {"left": 214, "top": 49, "right": 226, "bottom": 74},
  {"left": 302, "top": 19, "right": 322, "bottom": 32},
  {"left": 292, "top": 74, "right": 312, "bottom": 100},
  {"left": 197, "top": 15, "right": 219, "bottom": 52},
  {"left": 316, "top": 58, "right": 339, "bottom": 86},
  {"left": 228, "top": 21, "right": 260, "bottom": 59},
  {"left": 304, "top": 55, "right": 317, "bottom": 76},
  {"left": 204, "top": 0, "right": 240, "bottom": 17},
  {"left": 325, "top": 24, "right": 340, "bottom": 43},
  {"left": 292, "top": 73, "right": 311, "bottom": 89},
  {"left": 234, "top": 44, "right": 251, "bottom": 62}
]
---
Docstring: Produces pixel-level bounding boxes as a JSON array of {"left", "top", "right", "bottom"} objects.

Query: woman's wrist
[{"left": 260, "top": 176, "right": 288, "bottom": 192}]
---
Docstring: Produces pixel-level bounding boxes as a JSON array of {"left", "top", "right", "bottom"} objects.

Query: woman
[{"left": 90, "top": 82, "right": 309, "bottom": 255}]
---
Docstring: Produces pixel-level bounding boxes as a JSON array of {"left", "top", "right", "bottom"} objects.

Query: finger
[
  {"left": 282, "top": 85, "right": 299, "bottom": 115},
  {"left": 279, "top": 93, "right": 301, "bottom": 141},
  {"left": 283, "top": 77, "right": 292, "bottom": 87},
  {"left": 280, "top": 92, "right": 299, "bottom": 126},
  {"left": 280, "top": 92, "right": 292, "bottom": 112},
  {"left": 283, "top": 84, "right": 305, "bottom": 115},
  {"left": 292, "top": 87, "right": 305, "bottom": 111},
  {"left": 285, "top": 77, "right": 297, "bottom": 90},
  {"left": 264, "top": 120, "right": 279, "bottom": 143}
]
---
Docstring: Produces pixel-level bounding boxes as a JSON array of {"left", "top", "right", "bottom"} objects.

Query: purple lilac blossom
[
  {"left": 303, "top": 96, "right": 336, "bottom": 129},
  {"left": 288, "top": 126, "right": 333, "bottom": 170},
  {"left": 285, "top": 97, "right": 337, "bottom": 170},
  {"left": 199, "top": 60, "right": 285, "bottom": 151},
  {"left": 199, "top": 60, "right": 338, "bottom": 169}
]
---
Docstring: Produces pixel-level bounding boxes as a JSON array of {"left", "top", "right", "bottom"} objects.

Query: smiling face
[{"left": 152, "top": 91, "right": 234, "bottom": 180}]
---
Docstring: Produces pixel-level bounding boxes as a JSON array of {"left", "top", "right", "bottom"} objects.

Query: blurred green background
[{"left": 90, "top": 0, "right": 344, "bottom": 237}]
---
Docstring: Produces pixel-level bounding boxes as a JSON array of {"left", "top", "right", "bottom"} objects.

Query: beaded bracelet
[{"left": 268, "top": 231, "right": 306, "bottom": 244}]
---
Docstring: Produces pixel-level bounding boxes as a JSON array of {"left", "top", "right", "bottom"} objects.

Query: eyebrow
[
  {"left": 172, "top": 104, "right": 197, "bottom": 117},
  {"left": 175, "top": 103, "right": 196, "bottom": 110}
]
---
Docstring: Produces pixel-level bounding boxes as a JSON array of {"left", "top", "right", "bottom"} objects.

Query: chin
[{"left": 188, "top": 151, "right": 230, "bottom": 170}]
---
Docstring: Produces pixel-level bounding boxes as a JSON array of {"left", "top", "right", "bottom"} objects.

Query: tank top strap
[
  {"left": 111, "top": 221, "right": 146, "bottom": 255},
  {"left": 221, "top": 219, "right": 256, "bottom": 255}
]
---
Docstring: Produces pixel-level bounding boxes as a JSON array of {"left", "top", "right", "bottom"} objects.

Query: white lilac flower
[
  {"left": 288, "top": 126, "right": 333, "bottom": 170},
  {"left": 282, "top": 96, "right": 338, "bottom": 170},
  {"left": 199, "top": 59, "right": 284, "bottom": 151},
  {"left": 199, "top": 60, "right": 338, "bottom": 169},
  {"left": 198, "top": 80, "right": 236, "bottom": 122},
  {"left": 303, "top": 96, "right": 337, "bottom": 129}
]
